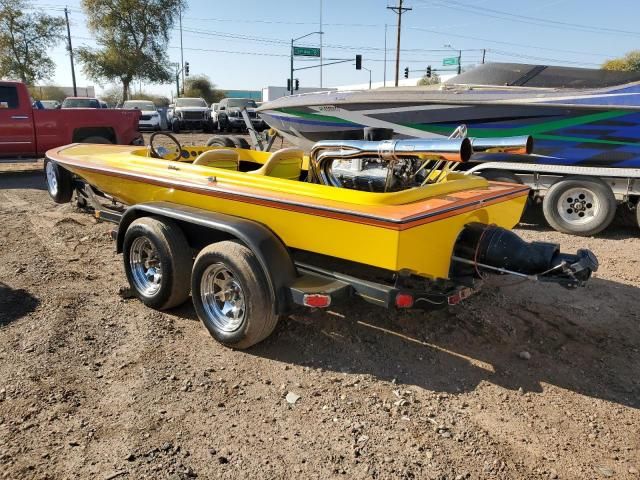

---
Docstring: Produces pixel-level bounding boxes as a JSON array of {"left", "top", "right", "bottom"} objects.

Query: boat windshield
[{"left": 175, "top": 98, "right": 207, "bottom": 107}]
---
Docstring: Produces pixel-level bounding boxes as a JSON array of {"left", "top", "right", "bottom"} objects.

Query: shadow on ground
[
  {"left": 0, "top": 282, "right": 39, "bottom": 327},
  {"left": 0, "top": 170, "right": 47, "bottom": 190},
  {"left": 218, "top": 276, "right": 640, "bottom": 410},
  {"left": 0, "top": 170, "right": 46, "bottom": 191}
]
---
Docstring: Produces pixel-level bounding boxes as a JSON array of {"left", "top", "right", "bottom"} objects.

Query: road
[{"left": 0, "top": 152, "right": 639, "bottom": 479}]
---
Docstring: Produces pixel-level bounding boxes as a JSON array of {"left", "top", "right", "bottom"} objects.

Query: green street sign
[
  {"left": 443, "top": 57, "right": 460, "bottom": 66},
  {"left": 293, "top": 46, "right": 321, "bottom": 57}
]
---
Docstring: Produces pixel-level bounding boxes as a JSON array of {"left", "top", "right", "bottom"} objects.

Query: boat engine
[
  {"left": 332, "top": 157, "right": 425, "bottom": 192},
  {"left": 450, "top": 223, "right": 599, "bottom": 289},
  {"left": 309, "top": 138, "right": 472, "bottom": 191},
  {"left": 308, "top": 135, "right": 532, "bottom": 192}
]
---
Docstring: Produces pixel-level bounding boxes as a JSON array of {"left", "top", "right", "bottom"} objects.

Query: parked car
[
  {"left": 0, "top": 81, "right": 143, "bottom": 159},
  {"left": 217, "top": 98, "right": 267, "bottom": 133},
  {"left": 61, "top": 97, "right": 102, "bottom": 109},
  {"left": 169, "top": 97, "right": 213, "bottom": 133},
  {"left": 40, "top": 100, "right": 61, "bottom": 109},
  {"left": 122, "top": 100, "right": 162, "bottom": 131}
]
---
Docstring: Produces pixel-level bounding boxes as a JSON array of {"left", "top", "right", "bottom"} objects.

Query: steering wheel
[{"left": 148, "top": 131, "right": 183, "bottom": 162}]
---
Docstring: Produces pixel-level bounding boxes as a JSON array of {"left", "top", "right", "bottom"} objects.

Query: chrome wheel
[
  {"left": 46, "top": 162, "right": 58, "bottom": 196},
  {"left": 129, "top": 236, "right": 162, "bottom": 296},
  {"left": 557, "top": 187, "right": 600, "bottom": 225},
  {"left": 200, "top": 263, "right": 245, "bottom": 333}
]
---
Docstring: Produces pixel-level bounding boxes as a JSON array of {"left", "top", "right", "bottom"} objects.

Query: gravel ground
[{"left": 0, "top": 134, "right": 639, "bottom": 479}]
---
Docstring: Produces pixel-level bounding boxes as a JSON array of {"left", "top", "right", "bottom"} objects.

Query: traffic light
[
  {"left": 355, "top": 54, "right": 362, "bottom": 70},
  {"left": 295, "top": 79, "right": 300, "bottom": 91},
  {"left": 426, "top": 65, "right": 432, "bottom": 78},
  {"left": 287, "top": 78, "right": 291, "bottom": 91},
  {"left": 404, "top": 67, "right": 409, "bottom": 79},
  {"left": 184, "top": 61, "right": 190, "bottom": 77}
]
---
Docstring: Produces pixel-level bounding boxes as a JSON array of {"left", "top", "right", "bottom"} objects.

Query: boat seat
[
  {"left": 248, "top": 147, "right": 303, "bottom": 180},
  {"left": 192, "top": 149, "right": 239, "bottom": 170}
]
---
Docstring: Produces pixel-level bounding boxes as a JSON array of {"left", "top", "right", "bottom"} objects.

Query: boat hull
[
  {"left": 259, "top": 90, "right": 640, "bottom": 168},
  {"left": 47, "top": 144, "right": 529, "bottom": 280}
]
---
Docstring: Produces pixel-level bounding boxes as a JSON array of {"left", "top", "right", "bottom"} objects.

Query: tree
[
  {"left": 417, "top": 72, "right": 441, "bottom": 86},
  {"left": 77, "top": 0, "right": 185, "bottom": 102},
  {"left": 184, "top": 75, "right": 226, "bottom": 104},
  {"left": 0, "top": 0, "right": 65, "bottom": 84},
  {"left": 130, "top": 91, "right": 170, "bottom": 107},
  {"left": 100, "top": 85, "right": 123, "bottom": 107},
  {"left": 101, "top": 84, "right": 170, "bottom": 108},
  {"left": 29, "top": 85, "right": 67, "bottom": 102},
  {"left": 602, "top": 51, "right": 640, "bottom": 71}
]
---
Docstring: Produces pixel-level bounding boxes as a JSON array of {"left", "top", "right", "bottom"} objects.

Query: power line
[
  {"left": 415, "top": 0, "right": 640, "bottom": 37},
  {"left": 406, "top": 26, "right": 617, "bottom": 58},
  {"left": 486, "top": 49, "right": 601, "bottom": 67},
  {"left": 182, "top": 15, "right": 382, "bottom": 28},
  {"left": 64, "top": 34, "right": 593, "bottom": 69}
]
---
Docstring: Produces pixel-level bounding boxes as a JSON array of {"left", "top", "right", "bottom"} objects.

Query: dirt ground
[{"left": 1, "top": 135, "right": 639, "bottom": 479}]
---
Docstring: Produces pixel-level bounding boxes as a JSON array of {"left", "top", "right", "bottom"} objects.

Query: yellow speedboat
[{"left": 44, "top": 133, "right": 597, "bottom": 349}]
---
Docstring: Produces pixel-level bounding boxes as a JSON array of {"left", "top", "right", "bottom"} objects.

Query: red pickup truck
[{"left": 0, "top": 81, "right": 143, "bottom": 159}]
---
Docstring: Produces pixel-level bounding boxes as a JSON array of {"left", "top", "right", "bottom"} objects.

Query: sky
[{"left": 29, "top": 0, "right": 640, "bottom": 98}]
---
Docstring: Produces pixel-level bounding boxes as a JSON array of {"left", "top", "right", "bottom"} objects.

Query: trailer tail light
[
  {"left": 303, "top": 294, "right": 331, "bottom": 308},
  {"left": 395, "top": 292, "right": 414, "bottom": 309}
]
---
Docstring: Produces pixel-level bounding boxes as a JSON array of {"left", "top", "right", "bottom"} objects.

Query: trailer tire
[
  {"left": 229, "top": 135, "right": 250, "bottom": 149},
  {"left": 123, "top": 216, "right": 192, "bottom": 310},
  {"left": 206, "top": 135, "right": 235, "bottom": 148},
  {"left": 44, "top": 159, "right": 74, "bottom": 204},
  {"left": 478, "top": 169, "right": 522, "bottom": 184},
  {"left": 542, "top": 177, "right": 616, "bottom": 236},
  {"left": 635, "top": 200, "right": 640, "bottom": 231},
  {"left": 191, "top": 240, "right": 279, "bottom": 349}
]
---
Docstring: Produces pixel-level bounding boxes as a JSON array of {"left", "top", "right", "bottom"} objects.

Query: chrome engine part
[
  {"left": 331, "top": 157, "right": 426, "bottom": 192},
  {"left": 309, "top": 138, "right": 472, "bottom": 192}
]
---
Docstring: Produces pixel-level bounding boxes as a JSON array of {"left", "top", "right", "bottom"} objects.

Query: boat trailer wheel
[
  {"left": 45, "top": 161, "right": 58, "bottom": 196},
  {"left": 557, "top": 187, "right": 600, "bottom": 225},
  {"left": 129, "top": 235, "right": 163, "bottom": 296},
  {"left": 200, "top": 263, "right": 246, "bottom": 333},
  {"left": 148, "top": 131, "right": 183, "bottom": 162}
]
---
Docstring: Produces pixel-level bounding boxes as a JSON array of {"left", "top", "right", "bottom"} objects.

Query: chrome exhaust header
[
  {"left": 470, "top": 135, "right": 533, "bottom": 154},
  {"left": 309, "top": 138, "right": 472, "bottom": 186}
]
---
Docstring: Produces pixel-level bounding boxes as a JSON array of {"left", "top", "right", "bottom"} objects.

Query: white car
[
  {"left": 122, "top": 100, "right": 161, "bottom": 131},
  {"left": 170, "top": 97, "right": 214, "bottom": 133}
]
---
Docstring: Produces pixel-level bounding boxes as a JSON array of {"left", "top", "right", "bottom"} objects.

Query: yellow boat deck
[{"left": 47, "top": 143, "right": 530, "bottom": 280}]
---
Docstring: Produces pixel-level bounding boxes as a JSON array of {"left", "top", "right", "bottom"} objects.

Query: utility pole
[
  {"left": 383, "top": 24, "right": 387, "bottom": 87},
  {"left": 179, "top": 6, "right": 184, "bottom": 94},
  {"left": 319, "top": 0, "right": 323, "bottom": 88},
  {"left": 457, "top": 49, "right": 462, "bottom": 75},
  {"left": 482, "top": 48, "right": 486, "bottom": 64},
  {"left": 387, "top": 0, "right": 411, "bottom": 87},
  {"left": 64, "top": 7, "right": 77, "bottom": 96},
  {"left": 290, "top": 39, "right": 294, "bottom": 95}
]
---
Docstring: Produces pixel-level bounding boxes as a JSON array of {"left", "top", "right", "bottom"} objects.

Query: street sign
[
  {"left": 293, "top": 46, "right": 321, "bottom": 57},
  {"left": 443, "top": 57, "right": 459, "bottom": 66}
]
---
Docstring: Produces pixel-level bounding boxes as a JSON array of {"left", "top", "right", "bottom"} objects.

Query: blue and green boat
[{"left": 258, "top": 63, "right": 640, "bottom": 168}]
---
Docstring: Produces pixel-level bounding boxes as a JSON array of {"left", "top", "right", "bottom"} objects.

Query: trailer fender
[{"left": 116, "top": 202, "right": 297, "bottom": 314}]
